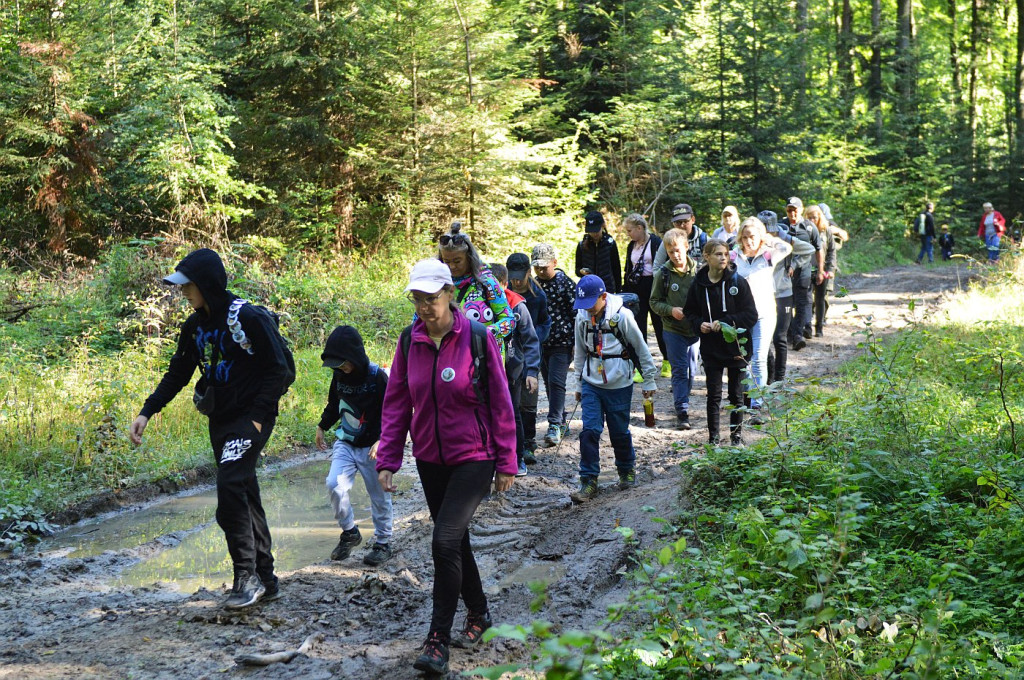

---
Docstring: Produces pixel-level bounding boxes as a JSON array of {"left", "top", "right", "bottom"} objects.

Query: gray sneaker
[
  {"left": 224, "top": 571, "right": 265, "bottom": 610},
  {"left": 363, "top": 542, "right": 392, "bottom": 567},
  {"left": 543, "top": 425, "right": 561, "bottom": 448}
]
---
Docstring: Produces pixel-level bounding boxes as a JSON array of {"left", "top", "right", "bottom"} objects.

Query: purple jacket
[{"left": 377, "top": 309, "right": 517, "bottom": 476}]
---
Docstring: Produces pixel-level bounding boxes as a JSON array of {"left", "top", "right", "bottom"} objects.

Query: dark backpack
[
  {"left": 238, "top": 302, "right": 297, "bottom": 397},
  {"left": 399, "top": 320, "right": 490, "bottom": 406}
]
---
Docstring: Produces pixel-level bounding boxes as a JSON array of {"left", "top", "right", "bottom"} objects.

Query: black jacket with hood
[
  {"left": 140, "top": 249, "right": 290, "bottom": 425},
  {"left": 682, "top": 263, "right": 758, "bottom": 368},
  {"left": 575, "top": 232, "right": 622, "bottom": 293},
  {"left": 317, "top": 326, "right": 388, "bottom": 448}
]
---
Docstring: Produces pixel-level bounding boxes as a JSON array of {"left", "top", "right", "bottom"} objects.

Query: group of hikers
[
  {"left": 913, "top": 201, "right": 1010, "bottom": 265},
  {"left": 126, "top": 196, "right": 851, "bottom": 675}
]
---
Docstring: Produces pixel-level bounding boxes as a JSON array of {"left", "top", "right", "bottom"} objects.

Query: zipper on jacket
[{"left": 429, "top": 343, "right": 445, "bottom": 465}]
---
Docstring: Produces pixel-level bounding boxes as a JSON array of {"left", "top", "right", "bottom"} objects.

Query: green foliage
[{"left": 481, "top": 265, "right": 1024, "bottom": 678}]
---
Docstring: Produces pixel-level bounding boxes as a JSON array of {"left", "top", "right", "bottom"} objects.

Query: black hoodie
[
  {"left": 317, "top": 326, "right": 388, "bottom": 447},
  {"left": 683, "top": 264, "right": 758, "bottom": 368},
  {"left": 139, "top": 249, "right": 290, "bottom": 424}
]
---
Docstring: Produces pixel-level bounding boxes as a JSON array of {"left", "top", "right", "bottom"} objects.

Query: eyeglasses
[
  {"left": 439, "top": 233, "right": 468, "bottom": 247},
  {"left": 406, "top": 292, "right": 444, "bottom": 307}
]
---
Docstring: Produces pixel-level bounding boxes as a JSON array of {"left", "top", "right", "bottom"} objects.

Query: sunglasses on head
[{"left": 440, "top": 233, "right": 468, "bottom": 247}]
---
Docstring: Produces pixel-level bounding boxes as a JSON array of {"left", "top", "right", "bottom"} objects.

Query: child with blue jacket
[{"left": 315, "top": 325, "right": 393, "bottom": 567}]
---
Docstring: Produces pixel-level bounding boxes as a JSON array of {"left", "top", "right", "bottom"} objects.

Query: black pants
[
  {"left": 210, "top": 415, "right": 276, "bottom": 580},
  {"left": 789, "top": 268, "right": 813, "bottom": 344},
  {"left": 812, "top": 278, "right": 832, "bottom": 333},
  {"left": 624, "top": 275, "right": 666, "bottom": 359},
  {"left": 417, "top": 459, "right": 495, "bottom": 639},
  {"left": 704, "top": 364, "right": 744, "bottom": 442},
  {"left": 768, "top": 295, "right": 793, "bottom": 383}
]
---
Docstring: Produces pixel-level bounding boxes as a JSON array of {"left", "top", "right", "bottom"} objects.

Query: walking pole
[{"left": 552, "top": 398, "right": 581, "bottom": 458}]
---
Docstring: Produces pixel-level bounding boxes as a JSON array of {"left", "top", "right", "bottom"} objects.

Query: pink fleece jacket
[{"left": 376, "top": 309, "right": 517, "bottom": 476}]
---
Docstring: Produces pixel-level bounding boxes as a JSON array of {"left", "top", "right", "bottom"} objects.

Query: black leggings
[
  {"left": 624, "top": 275, "right": 666, "bottom": 358},
  {"left": 768, "top": 295, "right": 793, "bottom": 383},
  {"left": 704, "top": 364, "right": 744, "bottom": 442},
  {"left": 416, "top": 459, "right": 495, "bottom": 639}
]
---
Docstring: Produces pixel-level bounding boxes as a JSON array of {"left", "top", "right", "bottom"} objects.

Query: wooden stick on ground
[{"left": 234, "top": 632, "right": 323, "bottom": 667}]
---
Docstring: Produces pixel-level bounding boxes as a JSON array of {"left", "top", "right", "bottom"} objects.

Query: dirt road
[{"left": 0, "top": 263, "right": 970, "bottom": 679}]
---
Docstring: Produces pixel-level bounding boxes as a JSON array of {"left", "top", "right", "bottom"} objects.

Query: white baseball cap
[{"left": 406, "top": 259, "right": 454, "bottom": 294}]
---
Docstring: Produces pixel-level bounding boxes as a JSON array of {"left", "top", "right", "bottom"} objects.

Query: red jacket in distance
[
  {"left": 978, "top": 210, "right": 1006, "bottom": 238},
  {"left": 376, "top": 309, "right": 517, "bottom": 476}
]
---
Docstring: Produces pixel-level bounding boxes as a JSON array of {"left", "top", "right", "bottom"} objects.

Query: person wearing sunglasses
[
  {"left": 377, "top": 258, "right": 517, "bottom": 675},
  {"left": 437, "top": 221, "right": 515, "bottom": 343}
]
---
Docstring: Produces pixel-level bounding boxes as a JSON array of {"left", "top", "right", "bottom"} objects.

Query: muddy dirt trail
[{"left": 0, "top": 263, "right": 971, "bottom": 679}]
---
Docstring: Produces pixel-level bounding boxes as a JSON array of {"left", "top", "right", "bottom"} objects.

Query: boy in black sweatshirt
[
  {"left": 315, "top": 326, "right": 393, "bottom": 567},
  {"left": 130, "top": 248, "right": 291, "bottom": 610}
]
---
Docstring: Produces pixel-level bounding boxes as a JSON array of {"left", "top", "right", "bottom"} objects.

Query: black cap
[
  {"left": 506, "top": 253, "right": 530, "bottom": 280},
  {"left": 584, "top": 211, "right": 605, "bottom": 232}
]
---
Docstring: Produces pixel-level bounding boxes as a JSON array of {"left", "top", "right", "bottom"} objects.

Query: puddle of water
[{"left": 39, "top": 460, "right": 414, "bottom": 593}]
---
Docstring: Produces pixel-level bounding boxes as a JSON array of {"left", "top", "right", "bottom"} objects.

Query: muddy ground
[{"left": 0, "top": 263, "right": 971, "bottom": 679}]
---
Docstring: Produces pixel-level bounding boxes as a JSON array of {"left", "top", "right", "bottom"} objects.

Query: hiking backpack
[{"left": 227, "top": 299, "right": 297, "bottom": 397}]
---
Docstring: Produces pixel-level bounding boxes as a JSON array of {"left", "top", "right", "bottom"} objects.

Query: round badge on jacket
[
  {"left": 728, "top": 286, "right": 738, "bottom": 296},
  {"left": 671, "top": 283, "right": 679, "bottom": 292},
  {"left": 441, "top": 367, "right": 456, "bottom": 382}
]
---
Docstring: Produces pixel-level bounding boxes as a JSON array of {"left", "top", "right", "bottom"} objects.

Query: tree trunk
[
  {"left": 453, "top": 0, "right": 475, "bottom": 230},
  {"left": 968, "top": 0, "right": 981, "bottom": 183},
  {"left": 895, "top": 0, "right": 917, "bottom": 140},
  {"left": 838, "top": 0, "right": 854, "bottom": 113},
  {"left": 869, "top": 0, "right": 883, "bottom": 140},
  {"left": 1013, "top": 0, "right": 1024, "bottom": 203}
]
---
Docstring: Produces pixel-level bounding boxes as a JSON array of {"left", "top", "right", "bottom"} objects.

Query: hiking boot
[
  {"left": 543, "top": 425, "right": 561, "bottom": 448},
  {"left": 730, "top": 433, "right": 743, "bottom": 446},
  {"left": 676, "top": 412, "right": 691, "bottom": 430},
  {"left": 413, "top": 632, "right": 450, "bottom": 675},
  {"left": 815, "top": 329, "right": 823, "bottom": 338},
  {"left": 523, "top": 449, "right": 537, "bottom": 465},
  {"left": 748, "top": 410, "right": 765, "bottom": 426},
  {"left": 363, "top": 542, "right": 392, "bottom": 567},
  {"left": 791, "top": 337, "right": 807, "bottom": 351},
  {"left": 617, "top": 470, "right": 637, "bottom": 490},
  {"left": 451, "top": 610, "right": 493, "bottom": 649},
  {"left": 803, "top": 326, "right": 813, "bottom": 340},
  {"left": 560, "top": 422, "right": 570, "bottom": 438},
  {"left": 570, "top": 477, "right": 598, "bottom": 503},
  {"left": 660, "top": 360, "right": 672, "bottom": 378},
  {"left": 261, "top": 575, "right": 283, "bottom": 602},
  {"left": 224, "top": 570, "right": 266, "bottom": 610},
  {"left": 516, "top": 460, "right": 528, "bottom": 477},
  {"left": 330, "top": 526, "right": 362, "bottom": 561}
]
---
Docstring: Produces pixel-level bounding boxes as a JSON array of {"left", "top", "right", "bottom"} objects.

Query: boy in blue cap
[{"left": 570, "top": 275, "right": 657, "bottom": 503}]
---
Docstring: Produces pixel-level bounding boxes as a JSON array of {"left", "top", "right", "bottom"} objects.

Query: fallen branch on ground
[{"left": 233, "top": 632, "right": 323, "bottom": 667}]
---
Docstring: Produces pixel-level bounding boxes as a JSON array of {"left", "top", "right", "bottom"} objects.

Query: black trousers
[
  {"left": 417, "top": 459, "right": 495, "bottom": 640},
  {"left": 624, "top": 275, "right": 666, "bottom": 359},
  {"left": 812, "top": 278, "right": 833, "bottom": 333},
  {"left": 768, "top": 295, "right": 793, "bottom": 383},
  {"left": 789, "top": 267, "right": 813, "bottom": 344},
  {"left": 509, "top": 376, "right": 525, "bottom": 465},
  {"left": 210, "top": 415, "right": 276, "bottom": 580},
  {"left": 704, "top": 364, "right": 744, "bottom": 442}
]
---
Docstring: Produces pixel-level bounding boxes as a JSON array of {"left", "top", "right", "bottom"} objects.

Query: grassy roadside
[{"left": 481, "top": 256, "right": 1024, "bottom": 678}]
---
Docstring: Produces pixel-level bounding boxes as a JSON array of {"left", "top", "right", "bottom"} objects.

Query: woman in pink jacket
[
  {"left": 377, "top": 258, "right": 516, "bottom": 676},
  {"left": 978, "top": 202, "right": 1006, "bottom": 263}
]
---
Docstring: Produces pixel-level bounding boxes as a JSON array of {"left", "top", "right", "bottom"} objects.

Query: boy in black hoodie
[
  {"left": 130, "top": 249, "right": 291, "bottom": 609},
  {"left": 315, "top": 326, "right": 393, "bottom": 567}
]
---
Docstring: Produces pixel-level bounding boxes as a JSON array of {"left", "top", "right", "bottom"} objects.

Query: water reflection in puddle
[
  {"left": 39, "top": 460, "right": 413, "bottom": 594},
  {"left": 498, "top": 561, "right": 566, "bottom": 589}
]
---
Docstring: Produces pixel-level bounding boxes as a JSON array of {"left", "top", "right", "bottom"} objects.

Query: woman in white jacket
[{"left": 731, "top": 217, "right": 792, "bottom": 417}]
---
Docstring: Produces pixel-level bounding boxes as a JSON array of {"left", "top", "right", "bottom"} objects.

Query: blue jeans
[
  {"left": 578, "top": 382, "right": 634, "bottom": 479},
  {"left": 327, "top": 440, "right": 393, "bottom": 543},
  {"left": 663, "top": 331, "right": 698, "bottom": 415},
  {"left": 748, "top": 315, "right": 775, "bottom": 409},
  {"left": 917, "top": 235, "right": 933, "bottom": 263},
  {"left": 540, "top": 345, "right": 572, "bottom": 427},
  {"left": 985, "top": 234, "right": 1001, "bottom": 261}
]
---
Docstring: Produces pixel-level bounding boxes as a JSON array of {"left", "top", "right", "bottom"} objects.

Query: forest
[
  {"left": 1, "top": 0, "right": 1022, "bottom": 257},
  {"left": 3, "top": 1, "right": 1024, "bottom": 678}
]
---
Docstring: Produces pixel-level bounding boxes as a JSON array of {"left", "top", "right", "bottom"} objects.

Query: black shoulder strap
[
  {"left": 400, "top": 321, "right": 488, "bottom": 405},
  {"left": 400, "top": 324, "right": 413, "bottom": 359}
]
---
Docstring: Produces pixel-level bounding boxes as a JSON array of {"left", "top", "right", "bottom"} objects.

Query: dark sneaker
[
  {"left": 748, "top": 411, "right": 765, "bottom": 426},
  {"left": 730, "top": 433, "right": 743, "bottom": 446},
  {"left": 543, "top": 425, "right": 561, "bottom": 448},
  {"left": 261, "top": 575, "right": 283, "bottom": 602},
  {"left": 815, "top": 329, "right": 823, "bottom": 338},
  {"left": 523, "top": 449, "right": 537, "bottom": 465},
  {"left": 617, "top": 470, "right": 637, "bottom": 490},
  {"left": 224, "top": 571, "right": 266, "bottom": 610},
  {"left": 516, "top": 460, "right": 528, "bottom": 477},
  {"left": 363, "top": 542, "right": 392, "bottom": 567},
  {"left": 791, "top": 337, "right": 807, "bottom": 351},
  {"left": 559, "top": 422, "right": 570, "bottom": 438},
  {"left": 330, "top": 527, "right": 362, "bottom": 561},
  {"left": 570, "top": 477, "right": 598, "bottom": 503},
  {"left": 802, "top": 326, "right": 812, "bottom": 340},
  {"left": 676, "top": 412, "right": 691, "bottom": 430},
  {"left": 413, "top": 632, "right": 450, "bottom": 675},
  {"left": 451, "top": 611, "right": 493, "bottom": 649}
]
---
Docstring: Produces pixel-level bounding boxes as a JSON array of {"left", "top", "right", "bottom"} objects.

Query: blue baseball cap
[{"left": 573, "top": 274, "right": 607, "bottom": 310}]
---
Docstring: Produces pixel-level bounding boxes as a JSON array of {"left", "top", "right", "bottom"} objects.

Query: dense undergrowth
[{"left": 480, "top": 257, "right": 1024, "bottom": 678}]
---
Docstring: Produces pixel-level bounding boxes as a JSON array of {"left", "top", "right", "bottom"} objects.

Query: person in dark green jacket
[{"left": 650, "top": 228, "right": 700, "bottom": 430}]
